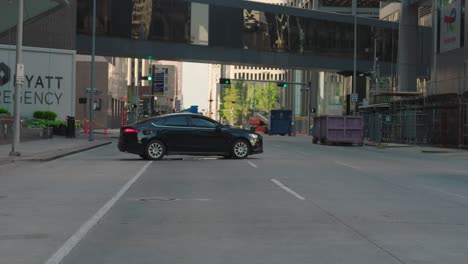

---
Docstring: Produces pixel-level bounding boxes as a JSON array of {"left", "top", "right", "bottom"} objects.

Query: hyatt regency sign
[{"left": 0, "top": 44, "right": 75, "bottom": 120}]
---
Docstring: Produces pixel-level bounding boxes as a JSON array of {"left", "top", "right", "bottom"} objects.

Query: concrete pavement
[
  {"left": 1, "top": 135, "right": 468, "bottom": 264},
  {"left": 0, "top": 134, "right": 112, "bottom": 165}
]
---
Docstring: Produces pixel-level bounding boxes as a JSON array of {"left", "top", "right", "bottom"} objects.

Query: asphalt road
[{"left": 3, "top": 136, "right": 468, "bottom": 264}]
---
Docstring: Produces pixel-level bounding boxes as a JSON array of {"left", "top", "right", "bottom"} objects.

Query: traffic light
[
  {"left": 219, "top": 78, "right": 231, "bottom": 85},
  {"left": 277, "top": 82, "right": 287, "bottom": 88},
  {"left": 140, "top": 76, "right": 152, "bottom": 81}
]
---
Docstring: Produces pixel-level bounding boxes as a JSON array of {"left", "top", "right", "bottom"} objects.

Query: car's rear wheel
[
  {"left": 145, "top": 140, "right": 165, "bottom": 160},
  {"left": 232, "top": 139, "right": 250, "bottom": 159}
]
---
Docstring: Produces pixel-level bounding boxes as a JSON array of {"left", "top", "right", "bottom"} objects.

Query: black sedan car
[{"left": 118, "top": 113, "right": 263, "bottom": 160}]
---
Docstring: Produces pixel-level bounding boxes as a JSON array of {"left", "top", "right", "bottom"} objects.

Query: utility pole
[
  {"left": 352, "top": 0, "right": 357, "bottom": 116},
  {"left": 89, "top": 0, "right": 96, "bottom": 141},
  {"left": 301, "top": 87, "right": 311, "bottom": 136},
  {"left": 10, "top": 0, "right": 24, "bottom": 156}
]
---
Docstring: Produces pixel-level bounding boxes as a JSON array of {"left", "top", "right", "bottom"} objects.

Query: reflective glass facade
[{"left": 77, "top": 0, "right": 399, "bottom": 62}]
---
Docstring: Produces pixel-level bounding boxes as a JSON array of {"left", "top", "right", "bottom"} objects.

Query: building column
[{"left": 398, "top": 0, "right": 419, "bottom": 92}]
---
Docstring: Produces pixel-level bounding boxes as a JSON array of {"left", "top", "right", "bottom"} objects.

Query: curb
[
  {"left": 364, "top": 142, "right": 413, "bottom": 148},
  {"left": 421, "top": 150, "right": 459, "bottom": 154},
  {"left": 22, "top": 141, "right": 112, "bottom": 162}
]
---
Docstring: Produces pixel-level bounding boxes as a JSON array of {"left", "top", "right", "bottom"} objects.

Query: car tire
[
  {"left": 145, "top": 140, "right": 165, "bottom": 160},
  {"left": 232, "top": 139, "right": 250, "bottom": 159},
  {"left": 139, "top": 154, "right": 148, "bottom": 160}
]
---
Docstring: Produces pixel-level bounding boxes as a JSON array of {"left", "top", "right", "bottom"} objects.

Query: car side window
[
  {"left": 191, "top": 117, "right": 217, "bottom": 128},
  {"left": 149, "top": 119, "right": 164, "bottom": 127},
  {"left": 164, "top": 116, "right": 189, "bottom": 127}
]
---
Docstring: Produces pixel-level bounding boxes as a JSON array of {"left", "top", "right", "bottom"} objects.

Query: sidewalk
[
  {"left": 93, "top": 128, "right": 120, "bottom": 138},
  {"left": 0, "top": 134, "right": 112, "bottom": 165},
  {"left": 364, "top": 140, "right": 468, "bottom": 156}
]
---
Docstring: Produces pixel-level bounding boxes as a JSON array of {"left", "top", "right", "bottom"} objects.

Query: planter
[
  {"left": 53, "top": 125, "right": 67, "bottom": 136},
  {"left": 41, "top": 127, "right": 53, "bottom": 139}
]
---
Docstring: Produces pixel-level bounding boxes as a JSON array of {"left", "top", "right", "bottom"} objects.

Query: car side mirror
[{"left": 215, "top": 124, "right": 222, "bottom": 132}]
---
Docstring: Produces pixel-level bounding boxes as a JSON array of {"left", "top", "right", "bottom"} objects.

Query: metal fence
[
  {"left": 0, "top": 116, "right": 13, "bottom": 144},
  {"left": 362, "top": 94, "right": 468, "bottom": 147},
  {"left": 363, "top": 111, "right": 428, "bottom": 145}
]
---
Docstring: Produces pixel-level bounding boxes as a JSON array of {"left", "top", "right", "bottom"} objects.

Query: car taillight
[{"left": 124, "top": 128, "right": 139, "bottom": 134}]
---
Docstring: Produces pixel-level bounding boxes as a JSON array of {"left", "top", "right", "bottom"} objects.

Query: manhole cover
[{"left": 137, "top": 197, "right": 177, "bottom": 202}]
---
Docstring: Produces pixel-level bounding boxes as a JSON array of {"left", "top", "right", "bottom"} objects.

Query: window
[
  {"left": 191, "top": 117, "right": 217, "bottom": 128},
  {"left": 136, "top": 117, "right": 164, "bottom": 125},
  {"left": 150, "top": 119, "right": 165, "bottom": 126},
  {"left": 164, "top": 116, "right": 189, "bottom": 126}
]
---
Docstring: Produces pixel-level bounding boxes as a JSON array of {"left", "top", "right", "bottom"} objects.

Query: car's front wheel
[
  {"left": 232, "top": 139, "right": 250, "bottom": 159},
  {"left": 145, "top": 140, "right": 165, "bottom": 160}
]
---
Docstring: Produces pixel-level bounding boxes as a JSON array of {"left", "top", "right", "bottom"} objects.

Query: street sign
[
  {"left": 153, "top": 70, "right": 166, "bottom": 94},
  {"left": 16, "top": 63, "right": 24, "bottom": 84},
  {"left": 363, "top": 98, "right": 369, "bottom": 106},
  {"left": 351, "top": 93, "right": 358, "bottom": 102},
  {"left": 85, "top": 88, "right": 101, "bottom": 94}
]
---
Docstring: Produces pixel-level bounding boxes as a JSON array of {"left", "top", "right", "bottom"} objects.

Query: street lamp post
[
  {"left": 10, "top": 0, "right": 24, "bottom": 156},
  {"left": 89, "top": 0, "right": 96, "bottom": 141},
  {"left": 302, "top": 87, "right": 311, "bottom": 136},
  {"left": 352, "top": 0, "right": 357, "bottom": 116}
]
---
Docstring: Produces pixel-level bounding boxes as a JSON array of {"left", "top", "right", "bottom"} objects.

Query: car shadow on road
[{"left": 118, "top": 156, "right": 262, "bottom": 161}]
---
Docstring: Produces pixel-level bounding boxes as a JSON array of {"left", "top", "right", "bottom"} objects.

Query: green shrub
[
  {"left": 0, "top": 108, "right": 10, "bottom": 115},
  {"left": 27, "top": 119, "right": 48, "bottom": 129},
  {"left": 33, "top": 111, "right": 44, "bottom": 119},
  {"left": 33, "top": 110, "right": 57, "bottom": 120},
  {"left": 47, "top": 120, "right": 66, "bottom": 128}
]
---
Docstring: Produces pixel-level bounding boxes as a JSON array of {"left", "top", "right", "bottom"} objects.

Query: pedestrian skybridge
[{"left": 76, "top": 0, "right": 430, "bottom": 74}]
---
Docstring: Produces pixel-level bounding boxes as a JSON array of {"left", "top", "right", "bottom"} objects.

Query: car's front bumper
[{"left": 250, "top": 136, "right": 263, "bottom": 154}]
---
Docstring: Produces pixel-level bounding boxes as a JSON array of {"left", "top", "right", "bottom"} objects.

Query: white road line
[
  {"left": 44, "top": 161, "right": 153, "bottom": 264},
  {"left": 448, "top": 169, "right": 468, "bottom": 175},
  {"left": 424, "top": 186, "right": 468, "bottom": 200},
  {"left": 247, "top": 161, "right": 258, "bottom": 168},
  {"left": 271, "top": 179, "right": 306, "bottom": 200},
  {"left": 335, "top": 160, "right": 361, "bottom": 170}
]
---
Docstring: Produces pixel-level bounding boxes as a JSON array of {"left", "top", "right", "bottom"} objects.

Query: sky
[{"left": 181, "top": 62, "right": 209, "bottom": 111}]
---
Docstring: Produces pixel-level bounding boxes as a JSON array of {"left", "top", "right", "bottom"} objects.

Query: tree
[
  {"left": 247, "top": 82, "right": 279, "bottom": 115},
  {"left": 220, "top": 85, "right": 241, "bottom": 126}
]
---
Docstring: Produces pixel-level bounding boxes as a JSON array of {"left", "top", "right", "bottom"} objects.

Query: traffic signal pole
[
  {"left": 89, "top": 0, "right": 96, "bottom": 141},
  {"left": 10, "top": 0, "right": 24, "bottom": 156}
]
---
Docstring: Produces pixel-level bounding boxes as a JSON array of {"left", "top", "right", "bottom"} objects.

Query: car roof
[{"left": 159, "top": 112, "right": 202, "bottom": 118}]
